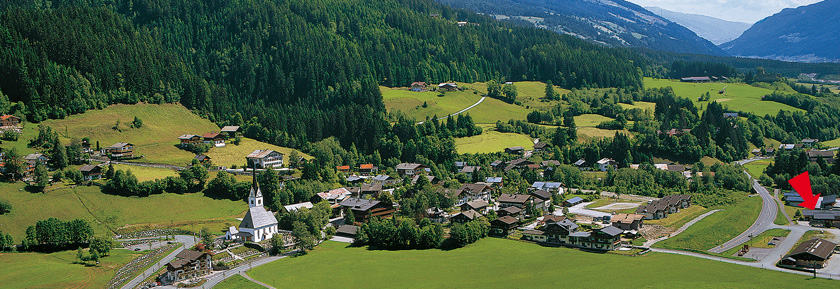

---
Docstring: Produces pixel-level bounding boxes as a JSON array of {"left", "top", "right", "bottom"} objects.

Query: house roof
[
  {"left": 283, "top": 202, "right": 314, "bottom": 213},
  {"left": 490, "top": 160, "right": 503, "bottom": 166},
  {"left": 24, "top": 153, "right": 47, "bottom": 161},
  {"left": 202, "top": 132, "right": 221, "bottom": 138},
  {"left": 461, "top": 166, "right": 481, "bottom": 173},
  {"left": 79, "top": 164, "right": 100, "bottom": 173},
  {"left": 493, "top": 216, "right": 518, "bottom": 225},
  {"left": 534, "top": 142, "right": 548, "bottom": 149},
  {"left": 360, "top": 164, "right": 374, "bottom": 170},
  {"left": 361, "top": 183, "right": 382, "bottom": 192},
  {"left": 569, "top": 231, "right": 591, "bottom": 237},
  {"left": 530, "top": 190, "right": 552, "bottom": 201},
  {"left": 336, "top": 225, "right": 358, "bottom": 236},
  {"left": 336, "top": 165, "right": 350, "bottom": 170},
  {"left": 574, "top": 159, "right": 586, "bottom": 166},
  {"left": 178, "top": 134, "right": 198, "bottom": 139},
  {"left": 612, "top": 213, "right": 644, "bottom": 224},
  {"left": 168, "top": 250, "right": 209, "bottom": 270},
  {"left": 411, "top": 82, "right": 427, "bottom": 86},
  {"left": 238, "top": 206, "right": 278, "bottom": 229},
  {"left": 0, "top": 115, "right": 19, "bottom": 120},
  {"left": 108, "top": 142, "right": 133, "bottom": 149},
  {"left": 531, "top": 182, "right": 563, "bottom": 191},
  {"left": 221, "top": 126, "right": 240, "bottom": 132},
  {"left": 506, "top": 146, "right": 524, "bottom": 151},
  {"left": 372, "top": 175, "right": 393, "bottom": 181},
  {"left": 195, "top": 154, "right": 210, "bottom": 161},
  {"left": 485, "top": 177, "right": 503, "bottom": 183},
  {"left": 598, "top": 226, "right": 624, "bottom": 237},
  {"left": 786, "top": 238, "right": 837, "bottom": 260},
  {"left": 808, "top": 150, "right": 835, "bottom": 158},
  {"left": 247, "top": 149, "right": 280, "bottom": 159},
  {"left": 340, "top": 198, "right": 382, "bottom": 211},
  {"left": 596, "top": 158, "right": 615, "bottom": 165},
  {"left": 540, "top": 160, "right": 560, "bottom": 167},
  {"left": 543, "top": 215, "right": 567, "bottom": 223},
  {"left": 453, "top": 209, "right": 482, "bottom": 221},
  {"left": 463, "top": 199, "right": 489, "bottom": 209},
  {"left": 396, "top": 163, "right": 425, "bottom": 170},
  {"left": 498, "top": 193, "right": 530, "bottom": 204},
  {"left": 802, "top": 138, "right": 819, "bottom": 143},
  {"left": 565, "top": 197, "right": 584, "bottom": 204},
  {"left": 681, "top": 76, "right": 711, "bottom": 81},
  {"left": 316, "top": 188, "right": 352, "bottom": 201},
  {"left": 522, "top": 230, "right": 545, "bottom": 235},
  {"left": 499, "top": 206, "right": 522, "bottom": 215}
]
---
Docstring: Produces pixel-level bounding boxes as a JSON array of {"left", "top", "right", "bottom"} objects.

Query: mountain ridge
[{"left": 645, "top": 7, "right": 751, "bottom": 45}]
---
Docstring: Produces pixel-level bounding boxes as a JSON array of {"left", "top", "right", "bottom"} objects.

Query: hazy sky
[{"left": 626, "top": 0, "right": 822, "bottom": 23}]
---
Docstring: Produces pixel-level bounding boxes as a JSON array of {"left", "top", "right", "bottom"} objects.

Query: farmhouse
[
  {"left": 802, "top": 138, "right": 819, "bottom": 147},
  {"left": 177, "top": 134, "right": 202, "bottom": 146},
  {"left": 490, "top": 216, "right": 518, "bottom": 236},
  {"left": 438, "top": 82, "right": 458, "bottom": 91},
  {"left": 0, "top": 114, "right": 21, "bottom": 127},
  {"left": 808, "top": 150, "right": 835, "bottom": 164},
  {"left": 359, "top": 163, "right": 378, "bottom": 176},
  {"left": 194, "top": 154, "right": 211, "bottom": 164},
  {"left": 680, "top": 76, "right": 711, "bottom": 83},
  {"left": 410, "top": 82, "right": 427, "bottom": 92},
  {"left": 497, "top": 206, "right": 523, "bottom": 220},
  {"left": 237, "top": 175, "right": 280, "bottom": 243},
  {"left": 220, "top": 126, "right": 241, "bottom": 138},
  {"left": 723, "top": 112, "right": 739, "bottom": 119},
  {"left": 533, "top": 142, "right": 549, "bottom": 152},
  {"left": 79, "top": 164, "right": 102, "bottom": 181},
  {"left": 538, "top": 218, "right": 579, "bottom": 244},
  {"left": 246, "top": 149, "right": 284, "bottom": 168},
  {"left": 162, "top": 250, "right": 212, "bottom": 284},
  {"left": 611, "top": 213, "right": 644, "bottom": 231},
  {"left": 202, "top": 132, "right": 225, "bottom": 147},
  {"left": 801, "top": 210, "right": 840, "bottom": 227},
  {"left": 498, "top": 193, "right": 531, "bottom": 209},
  {"left": 780, "top": 238, "right": 838, "bottom": 269},
  {"left": 339, "top": 198, "right": 395, "bottom": 223},
  {"left": 24, "top": 153, "right": 49, "bottom": 166},
  {"left": 505, "top": 146, "right": 525, "bottom": 155},
  {"left": 451, "top": 183, "right": 492, "bottom": 205},
  {"left": 396, "top": 163, "right": 427, "bottom": 176},
  {"left": 105, "top": 142, "right": 134, "bottom": 159}
]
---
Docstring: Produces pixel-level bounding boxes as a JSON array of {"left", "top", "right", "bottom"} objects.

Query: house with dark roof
[
  {"left": 490, "top": 216, "right": 519, "bottom": 236},
  {"left": 79, "top": 164, "right": 102, "bottom": 181},
  {"left": 450, "top": 183, "right": 492, "bottom": 206},
  {"left": 533, "top": 142, "right": 549, "bottom": 152},
  {"left": 808, "top": 150, "right": 835, "bottom": 164},
  {"left": 780, "top": 238, "right": 837, "bottom": 268},
  {"left": 395, "top": 163, "right": 427, "bottom": 176},
  {"left": 461, "top": 199, "right": 489, "bottom": 214},
  {"left": 529, "top": 190, "right": 553, "bottom": 212},
  {"left": 438, "top": 82, "right": 458, "bottom": 91},
  {"left": 460, "top": 166, "right": 481, "bottom": 178},
  {"left": 490, "top": 160, "right": 503, "bottom": 171},
  {"left": 497, "top": 206, "right": 524, "bottom": 221},
  {"left": 723, "top": 112, "right": 739, "bottom": 119},
  {"left": 162, "top": 250, "right": 212, "bottom": 284},
  {"left": 371, "top": 174, "right": 399, "bottom": 186},
  {"left": 540, "top": 160, "right": 560, "bottom": 168},
  {"left": 540, "top": 218, "right": 579, "bottom": 244},
  {"left": 178, "top": 134, "right": 202, "bottom": 146},
  {"left": 498, "top": 193, "right": 532, "bottom": 209},
  {"left": 411, "top": 174, "right": 436, "bottom": 185},
  {"left": 105, "top": 142, "right": 134, "bottom": 159},
  {"left": 589, "top": 226, "right": 623, "bottom": 251},
  {"left": 221, "top": 126, "right": 241, "bottom": 138},
  {"left": 339, "top": 197, "right": 394, "bottom": 223},
  {"left": 504, "top": 146, "right": 525, "bottom": 155},
  {"left": 504, "top": 158, "right": 534, "bottom": 172},
  {"left": 451, "top": 209, "right": 482, "bottom": 224},
  {"left": 335, "top": 225, "right": 359, "bottom": 239},
  {"left": 194, "top": 154, "right": 211, "bottom": 164},
  {"left": 802, "top": 210, "right": 840, "bottom": 227}
]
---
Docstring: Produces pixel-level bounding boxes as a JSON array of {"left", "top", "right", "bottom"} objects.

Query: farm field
[
  {"left": 645, "top": 205, "right": 710, "bottom": 229},
  {"left": 510, "top": 81, "right": 568, "bottom": 111},
  {"left": 215, "top": 274, "right": 265, "bottom": 289},
  {"left": 654, "top": 195, "right": 761, "bottom": 251},
  {"left": 381, "top": 86, "right": 483, "bottom": 122},
  {"left": 205, "top": 137, "right": 310, "bottom": 168},
  {"left": 38, "top": 103, "right": 220, "bottom": 166},
  {"left": 0, "top": 249, "right": 141, "bottom": 289},
  {"left": 573, "top": 114, "right": 615, "bottom": 127},
  {"left": 0, "top": 183, "right": 244, "bottom": 240},
  {"left": 248, "top": 239, "right": 837, "bottom": 288},
  {"left": 744, "top": 159, "right": 773, "bottom": 178},
  {"left": 576, "top": 127, "right": 632, "bottom": 142},
  {"left": 644, "top": 78, "right": 803, "bottom": 116},
  {"left": 454, "top": 129, "right": 534, "bottom": 154}
]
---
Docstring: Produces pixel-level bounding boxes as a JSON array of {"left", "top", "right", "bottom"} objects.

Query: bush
[
  {"left": 0, "top": 198, "right": 11, "bottom": 214},
  {"left": 325, "top": 226, "right": 336, "bottom": 238},
  {"left": 1, "top": 130, "right": 18, "bottom": 141}
]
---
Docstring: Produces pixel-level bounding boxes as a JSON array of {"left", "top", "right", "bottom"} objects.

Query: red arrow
[{"left": 788, "top": 172, "right": 820, "bottom": 210}]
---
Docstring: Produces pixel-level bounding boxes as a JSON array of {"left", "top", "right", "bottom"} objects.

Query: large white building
[
  {"left": 246, "top": 149, "right": 284, "bottom": 168},
  {"left": 237, "top": 175, "right": 279, "bottom": 243}
]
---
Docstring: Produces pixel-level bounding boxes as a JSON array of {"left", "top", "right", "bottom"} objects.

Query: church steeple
[{"left": 248, "top": 165, "right": 263, "bottom": 208}]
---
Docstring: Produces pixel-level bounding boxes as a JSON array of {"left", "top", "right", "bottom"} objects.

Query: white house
[
  {"left": 596, "top": 158, "right": 616, "bottom": 172},
  {"left": 283, "top": 202, "right": 314, "bottom": 213},
  {"left": 246, "top": 149, "right": 284, "bottom": 168},
  {"left": 237, "top": 175, "right": 279, "bottom": 243}
]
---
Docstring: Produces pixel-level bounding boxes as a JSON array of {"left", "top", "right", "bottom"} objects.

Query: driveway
[{"left": 560, "top": 202, "right": 611, "bottom": 218}]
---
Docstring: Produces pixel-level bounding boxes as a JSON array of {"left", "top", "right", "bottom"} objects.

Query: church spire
[{"left": 248, "top": 163, "right": 263, "bottom": 207}]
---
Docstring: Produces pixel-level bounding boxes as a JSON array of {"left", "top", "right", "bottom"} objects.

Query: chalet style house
[
  {"left": 780, "top": 238, "right": 837, "bottom": 269},
  {"left": 635, "top": 195, "right": 692, "bottom": 220},
  {"left": 163, "top": 250, "right": 212, "bottom": 284},
  {"left": 490, "top": 216, "right": 518, "bottom": 236},
  {"left": 202, "top": 132, "right": 225, "bottom": 147},
  {"left": 359, "top": 163, "right": 378, "bottom": 176},
  {"left": 611, "top": 213, "right": 644, "bottom": 231},
  {"left": 79, "top": 164, "right": 102, "bottom": 181},
  {"left": 451, "top": 183, "right": 492, "bottom": 206},
  {"left": 523, "top": 217, "right": 623, "bottom": 251},
  {"left": 498, "top": 193, "right": 532, "bottom": 209},
  {"left": 410, "top": 82, "right": 427, "bottom": 92},
  {"left": 451, "top": 209, "right": 482, "bottom": 224},
  {"left": 339, "top": 197, "right": 394, "bottom": 223},
  {"left": 0, "top": 114, "right": 21, "bottom": 127},
  {"left": 178, "top": 134, "right": 202, "bottom": 146},
  {"left": 396, "top": 163, "right": 427, "bottom": 176},
  {"left": 237, "top": 175, "right": 280, "bottom": 242},
  {"left": 105, "top": 142, "right": 134, "bottom": 159},
  {"left": 220, "top": 126, "right": 241, "bottom": 138},
  {"left": 246, "top": 149, "right": 284, "bottom": 168}
]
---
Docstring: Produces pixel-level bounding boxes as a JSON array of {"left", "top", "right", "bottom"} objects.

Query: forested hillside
[{"left": 0, "top": 0, "right": 645, "bottom": 154}]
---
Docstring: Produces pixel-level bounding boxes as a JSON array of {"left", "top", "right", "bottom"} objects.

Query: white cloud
[{"left": 628, "top": 0, "right": 822, "bottom": 23}]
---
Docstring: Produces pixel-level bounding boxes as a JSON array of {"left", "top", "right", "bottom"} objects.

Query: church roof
[{"left": 239, "top": 206, "right": 278, "bottom": 229}]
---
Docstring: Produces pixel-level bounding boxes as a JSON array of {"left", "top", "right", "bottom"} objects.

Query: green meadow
[
  {"left": 655, "top": 195, "right": 762, "bottom": 251},
  {"left": 644, "top": 78, "right": 803, "bottom": 116},
  {"left": 205, "top": 137, "right": 311, "bottom": 168},
  {"left": 0, "top": 249, "right": 142, "bottom": 289},
  {"left": 249, "top": 238, "right": 837, "bottom": 288},
  {"left": 215, "top": 274, "right": 266, "bottom": 289},
  {"left": 454, "top": 128, "right": 534, "bottom": 154}
]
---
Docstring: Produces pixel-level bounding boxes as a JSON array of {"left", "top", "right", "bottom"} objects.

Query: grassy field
[
  {"left": 39, "top": 103, "right": 220, "bottom": 166},
  {"left": 822, "top": 137, "right": 840, "bottom": 147},
  {"left": 111, "top": 164, "right": 179, "bottom": 182},
  {"left": 645, "top": 205, "right": 710, "bottom": 229},
  {"left": 215, "top": 274, "right": 266, "bottom": 289},
  {"left": 510, "top": 81, "right": 569, "bottom": 111},
  {"left": 467, "top": 96, "right": 532, "bottom": 124},
  {"left": 205, "top": 137, "right": 310, "bottom": 168},
  {"left": 744, "top": 159, "right": 772, "bottom": 178},
  {"left": 576, "top": 127, "right": 632, "bottom": 142},
  {"left": 381, "top": 86, "right": 483, "bottom": 122},
  {"left": 618, "top": 101, "right": 656, "bottom": 112},
  {"left": 574, "top": 114, "right": 615, "bottom": 127},
  {"left": 0, "top": 249, "right": 142, "bottom": 289},
  {"left": 644, "top": 78, "right": 803, "bottom": 116},
  {"left": 0, "top": 123, "right": 41, "bottom": 156},
  {"left": 454, "top": 129, "right": 534, "bottom": 154},
  {"left": 249, "top": 239, "right": 837, "bottom": 288},
  {"left": 655, "top": 195, "right": 762, "bottom": 251},
  {"left": 0, "top": 183, "right": 245, "bottom": 240}
]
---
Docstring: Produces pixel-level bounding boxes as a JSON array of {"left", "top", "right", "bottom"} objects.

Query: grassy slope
[
  {"left": 655, "top": 196, "right": 762, "bottom": 251},
  {"left": 645, "top": 205, "right": 710, "bottom": 229},
  {"left": 249, "top": 239, "right": 837, "bottom": 288},
  {"left": 0, "top": 249, "right": 141, "bottom": 289},
  {"left": 744, "top": 159, "right": 772, "bottom": 178},
  {"left": 215, "top": 274, "right": 266, "bottom": 289},
  {"left": 454, "top": 129, "right": 534, "bottom": 154},
  {"left": 0, "top": 183, "right": 244, "bottom": 240},
  {"left": 111, "top": 164, "right": 178, "bottom": 182},
  {"left": 0, "top": 123, "right": 40, "bottom": 155},
  {"left": 574, "top": 114, "right": 615, "bottom": 127},
  {"left": 644, "top": 78, "right": 803, "bottom": 116},
  {"left": 205, "top": 137, "right": 310, "bottom": 168},
  {"left": 40, "top": 103, "right": 220, "bottom": 166},
  {"left": 381, "top": 86, "right": 482, "bottom": 122}
]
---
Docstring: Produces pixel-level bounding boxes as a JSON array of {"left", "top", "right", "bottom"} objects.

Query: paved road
[
  {"left": 416, "top": 96, "right": 486, "bottom": 125},
  {"left": 708, "top": 158, "right": 778, "bottom": 254},
  {"left": 644, "top": 209, "right": 722, "bottom": 247},
  {"left": 121, "top": 235, "right": 197, "bottom": 289},
  {"left": 651, "top": 247, "right": 840, "bottom": 280},
  {"left": 196, "top": 253, "right": 293, "bottom": 288}
]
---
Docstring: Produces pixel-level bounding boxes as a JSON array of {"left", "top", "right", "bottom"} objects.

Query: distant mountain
[
  {"left": 721, "top": 0, "right": 840, "bottom": 63},
  {"left": 645, "top": 7, "right": 751, "bottom": 45},
  {"left": 436, "top": 0, "right": 727, "bottom": 56}
]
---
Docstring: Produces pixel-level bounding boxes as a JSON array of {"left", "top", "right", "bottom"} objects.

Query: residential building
[
  {"left": 680, "top": 76, "right": 711, "bottom": 82},
  {"left": 723, "top": 112, "right": 739, "bottom": 118},
  {"left": 360, "top": 182, "right": 383, "bottom": 197},
  {"left": 336, "top": 165, "right": 350, "bottom": 173},
  {"left": 530, "top": 182, "right": 564, "bottom": 194},
  {"left": 178, "top": 134, "right": 202, "bottom": 146},
  {"left": 596, "top": 158, "right": 616, "bottom": 171},
  {"left": 533, "top": 142, "right": 549, "bottom": 152},
  {"left": 395, "top": 163, "right": 427, "bottom": 176},
  {"left": 497, "top": 206, "right": 523, "bottom": 221},
  {"left": 529, "top": 190, "right": 552, "bottom": 212},
  {"left": 802, "top": 138, "right": 819, "bottom": 147},
  {"left": 371, "top": 174, "right": 400, "bottom": 186},
  {"left": 410, "top": 82, "right": 428, "bottom": 92},
  {"left": 451, "top": 183, "right": 492, "bottom": 206},
  {"left": 540, "top": 160, "right": 560, "bottom": 168},
  {"left": 484, "top": 177, "right": 503, "bottom": 188},
  {"left": 283, "top": 202, "right": 314, "bottom": 214},
  {"left": 611, "top": 213, "right": 644, "bottom": 231},
  {"left": 237, "top": 175, "right": 280, "bottom": 243},
  {"left": 202, "top": 132, "right": 225, "bottom": 147},
  {"left": 79, "top": 164, "right": 102, "bottom": 181},
  {"left": 162, "top": 250, "right": 212, "bottom": 284},
  {"left": 246, "top": 150, "right": 284, "bottom": 168},
  {"left": 194, "top": 154, "right": 211, "bottom": 164},
  {"left": 220, "top": 126, "right": 241, "bottom": 138},
  {"left": 780, "top": 238, "right": 837, "bottom": 269},
  {"left": 504, "top": 158, "right": 533, "bottom": 172},
  {"left": 426, "top": 207, "right": 450, "bottom": 223},
  {"left": 339, "top": 198, "right": 394, "bottom": 223},
  {"left": 460, "top": 199, "right": 489, "bottom": 214},
  {"left": 539, "top": 218, "right": 579, "bottom": 245},
  {"left": 490, "top": 160, "right": 503, "bottom": 171},
  {"left": 312, "top": 188, "right": 352, "bottom": 206},
  {"left": 460, "top": 166, "right": 481, "bottom": 178},
  {"left": 498, "top": 193, "right": 531, "bottom": 209},
  {"left": 490, "top": 216, "right": 518, "bottom": 236},
  {"left": 438, "top": 82, "right": 458, "bottom": 91},
  {"left": 335, "top": 225, "right": 359, "bottom": 239},
  {"left": 505, "top": 146, "right": 525, "bottom": 155},
  {"left": 451, "top": 209, "right": 482, "bottom": 224},
  {"left": 587, "top": 226, "right": 623, "bottom": 251},
  {"left": 410, "top": 174, "right": 436, "bottom": 185},
  {"left": 563, "top": 197, "right": 584, "bottom": 207},
  {"left": 24, "top": 153, "right": 49, "bottom": 166},
  {"left": 105, "top": 142, "right": 134, "bottom": 159},
  {"left": 808, "top": 150, "right": 835, "bottom": 164},
  {"left": 0, "top": 115, "right": 21, "bottom": 127},
  {"left": 359, "top": 163, "right": 378, "bottom": 176},
  {"left": 801, "top": 210, "right": 840, "bottom": 227},
  {"left": 573, "top": 159, "right": 587, "bottom": 169}
]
